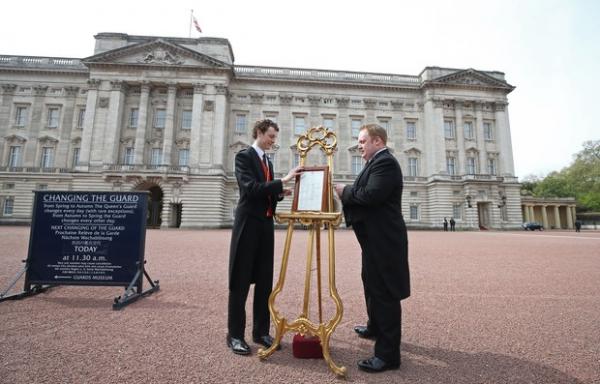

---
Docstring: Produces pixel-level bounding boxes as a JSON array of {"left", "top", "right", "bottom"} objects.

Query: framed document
[{"left": 292, "top": 166, "right": 329, "bottom": 212}]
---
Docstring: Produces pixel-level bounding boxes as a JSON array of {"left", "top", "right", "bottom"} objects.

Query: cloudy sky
[{"left": 1, "top": 0, "right": 598, "bottom": 179}]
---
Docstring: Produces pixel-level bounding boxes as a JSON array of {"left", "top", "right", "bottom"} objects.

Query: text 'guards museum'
[{"left": 0, "top": 33, "right": 521, "bottom": 229}]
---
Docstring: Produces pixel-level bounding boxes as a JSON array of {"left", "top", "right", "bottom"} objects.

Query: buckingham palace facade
[{"left": 0, "top": 32, "right": 521, "bottom": 229}]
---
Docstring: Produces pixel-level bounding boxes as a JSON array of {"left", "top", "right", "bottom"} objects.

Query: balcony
[
  {"left": 102, "top": 164, "right": 190, "bottom": 181},
  {"left": 0, "top": 166, "right": 71, "bottom": 174},
  {"left": 235, "top": 65, "right": 421, "bottom": 87}
]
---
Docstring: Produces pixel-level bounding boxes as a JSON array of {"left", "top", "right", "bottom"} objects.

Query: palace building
[{"left": 0, "top": 32, "right": 521, "bottom": 229}]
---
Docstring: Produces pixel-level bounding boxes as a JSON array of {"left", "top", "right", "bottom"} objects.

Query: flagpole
[{"left": 189, "top": 9, "right": 193, "bottom": 38}]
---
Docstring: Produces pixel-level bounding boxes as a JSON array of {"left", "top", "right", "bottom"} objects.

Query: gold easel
[{"left": 257, "top": 126, "right": 346, "bottom": 377}]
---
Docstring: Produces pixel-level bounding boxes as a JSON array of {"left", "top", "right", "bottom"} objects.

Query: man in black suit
[
  {"left": 227, "top": 119, "right": 301, "bottom": 355},
  {"left": 335, "top": 123, "right": 410, "bottom": 373}
]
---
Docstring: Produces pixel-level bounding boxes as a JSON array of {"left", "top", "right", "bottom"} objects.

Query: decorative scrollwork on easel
[{"left": 296, "top": 126, "right": 337, "bottom": 158}]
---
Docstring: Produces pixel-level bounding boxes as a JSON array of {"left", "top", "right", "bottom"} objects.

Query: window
[
  {"left": 235, "top": 114, "right": 247, "bottom": 133},
  {"left": 77, "top": 108, "right": 85, "bottom": 129},
  {"left": 47, "top": 107, "right": 60, "bottom": 128},
  {"left": 410, "top": 191, "right": 418, "bottom": 197},
  {"left": 72, "top": 148, "right": 80, "bottom": 168},
  {"left": 178, "top": 148, "right": 189, "bottom": 166},
  {"left": 446, "top": 157, "right": 456, "bottom": 175},
  {"left": 408, "top": 157, "right": 418, "bottom": 177},
  {"left": 8, "top": 146, "right": 22, "bottom": 168},
  {"left": 153, "top": 109, "right": 166, "bottom": 128},
  {"left": 444, "top": 120, "right": 455, "bottom": 139},
  {"left": 15, "top": 106, "right": 28, "bottom": 126},
  {"left": 294, "top": 116, "right": 306, "bottom": 135},
  {"left": 292, "top": 153, "right": 300, "bottom": 167},
  {"left": 40, "top": 147, "right": 54, "bottom": 168},
  {"left": 464, "top": 121, "right": 474, "bottom": 140},
  {"left": 351, "top": 119, "right": 362, "bottom": 138},
  {"left": 323, "top": 118, "right": 334, "bottom": 130},
  {"left": 379, "top": 119, "right": 390, "bottom": 134},
  {"left": 124, "top": 147, "right": 134, "bottom": 165},
  {"left": 181, "top": 110, "right": 192, "bottom": 130},
  {"left": 410, "top": 205, "right": 419, "bottom": 220},
  {"left": 453, "top": 204, "right": 462, "bottom": 220},
  {"left": 406, "top": 121, "right": 416, "bottom": 140},
  {"left": 466, "top": 157, "right": 476, "bottom": 174},
  {"left": 3, "top": 197, "right": 14, "bottom": 216},
  {"left": 351, "top": 155, "right": 363, "bottom": 175},
  {"left": 484, "top": 122, "right": 494, "bottom": 140},
  {"left": 150, "top": 148, "right": 162, "bottom": 166},
  {"left": 129, "top": 108, "right": 139, "bottom": 128},
  {"left": 487, "top": 158, "right": 497, "bottom": 175},
  {"left": 3, "top": 183, "right": 15, "bottom": 190}
]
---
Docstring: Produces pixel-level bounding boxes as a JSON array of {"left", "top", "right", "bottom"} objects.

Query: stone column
[
  {"left": 455, "top": 101, "right": 466, "bottom": 175},
  {"left": 423, "top": 97, "right": 446, "bottom": 176},
  {"left": 78, "top": 79, "right": 100, "bottom": 170},
  {"left": 571, "top": 205, "right": 577, "bottom": 228},
  {"left": 529, "top": 206, "right": 535, "bottom": 222},
  {"left": 495, "top": 102, "right": 515, "bottom": 176},
  {"left": 566, "top": 205, "right": 574, "bottom": 229},
  {"left": 133, "top": 82, "right": 150, "bottom": 165},
  {"left": 541, "top": 205, "right": 549, "bottom": 229},
  {"left": 162, "top": 83, "right": 177, "bottom": 166},
  {"left": 523, "top": 205, "right": 530, "bottom": 222},
  {"left": 553, "top": 205, "right": 561, "bottom": 229},
  {"left": 212, "top": 84, "right": 228, "bottom": 168},
  {"left": 475, "top": 102, "right": 487, "bottom": 174},
  {"left": 335, "top": 97, "right": 350, "bottom": 173},
  {"left": 189, "top": 83, "right": 205, "bottom": 167},
  {"left": 103, "top": 80, "right": 126, "bottom": 166}
]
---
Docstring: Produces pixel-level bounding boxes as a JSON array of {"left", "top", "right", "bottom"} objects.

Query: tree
[{"left": 522, "top": 140, "right": 600, "bottom": 211}]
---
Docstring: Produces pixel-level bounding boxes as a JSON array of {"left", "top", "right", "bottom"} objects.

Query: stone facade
[{"left": 0, "top": 33, "right": 521, "bottom": 229}]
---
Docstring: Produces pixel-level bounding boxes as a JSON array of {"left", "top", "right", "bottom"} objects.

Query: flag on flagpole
[{"left": 193, "top": 16, "right": 202, "bottom": 33}]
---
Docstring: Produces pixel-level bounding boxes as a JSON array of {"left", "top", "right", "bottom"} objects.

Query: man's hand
[
  {"left": 334, "top": 183, "right": 346, "bottom": 198},
  {"left": 282, "top": 166, "right": 304, "bottom": 184}
]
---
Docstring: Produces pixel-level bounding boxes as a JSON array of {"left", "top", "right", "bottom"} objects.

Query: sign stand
[
  {"left": 113, "top": 260, "right": 160, "bottom": 309},
  {"left": 0, "top": 191, "right": 159, "bottom": 309},
  {"left": 257, "top": 126, "right": 346, "bottom": 377}
]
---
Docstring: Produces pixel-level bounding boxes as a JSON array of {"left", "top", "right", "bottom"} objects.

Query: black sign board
[
  {"left": 26, "top": 191, "right": 148, "bottom": 285},
  {"left": 1, "top": 191, "right": 159, "bottom": 309}
]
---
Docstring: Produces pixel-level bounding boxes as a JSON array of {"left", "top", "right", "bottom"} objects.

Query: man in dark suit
[
  {"left": 227, "top": 119, "right": 301, "bottom": 355},
  {"left": 335, "top": 123, "right": 410, "bottom": 373}
]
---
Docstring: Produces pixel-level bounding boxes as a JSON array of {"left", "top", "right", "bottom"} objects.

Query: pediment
[
  {"left": 4, "top": 134, "right": 28, "bottom": 144},
  {"left": 38, "top": 135, "right": 59, "bottom": 144},
  {"left": 229, "top": 140, "right": 249, "bottom": 150},
  {"left": 427, "top": 69, "right": 514, "bottom": 91},
  {"left": 82, "top": 39, "right": 231, "bottom": 69},
  {"left": 404, "top": 146, "right": 421, "bottom": 154}
]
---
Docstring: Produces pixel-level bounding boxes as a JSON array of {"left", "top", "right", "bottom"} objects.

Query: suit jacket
[
  {"left": 228, "top": 147, "right": 283, "bottom": 287},
  {"left": 341, "top": 149, "right": 410, "bottom": 300}
]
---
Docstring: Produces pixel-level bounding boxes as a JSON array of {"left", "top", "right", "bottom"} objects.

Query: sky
[{"left": 1, "top": 0, "right": 598, "bottom": 179}]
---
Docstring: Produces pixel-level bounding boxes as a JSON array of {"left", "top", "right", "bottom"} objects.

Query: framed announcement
[{"left": 292, "top": 166, "right": 329, "bottom": 212}]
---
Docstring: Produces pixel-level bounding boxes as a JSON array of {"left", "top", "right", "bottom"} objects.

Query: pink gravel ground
[{"left": 1, "top": 226, "right": 599, "bottom": 384}]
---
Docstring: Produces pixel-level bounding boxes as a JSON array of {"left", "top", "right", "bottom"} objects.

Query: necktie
[{"left": 261, "top": 154, "right": 273, "bottom": 217}]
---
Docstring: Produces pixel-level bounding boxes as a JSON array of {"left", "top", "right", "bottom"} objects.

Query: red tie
[{"left": 261, "top": 154, "right": 273, "bottom": 217}]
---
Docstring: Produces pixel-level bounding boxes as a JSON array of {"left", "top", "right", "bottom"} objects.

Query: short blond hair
[{"left": 361, "top": 123, "right": 387, "bottom": 144}]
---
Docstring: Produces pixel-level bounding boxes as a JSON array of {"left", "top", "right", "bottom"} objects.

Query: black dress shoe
[
  {"left": 354, "top": 325, "right": 378, "bottom": 340},
  {"left": 253, "top": 335, "right": 281, "bottom": 350},
  {"left": 227, "top": 335, "right": 251, "bottom": 355},
  {"left": 357, "top": 356, "right": 400, "bottom": 373}
]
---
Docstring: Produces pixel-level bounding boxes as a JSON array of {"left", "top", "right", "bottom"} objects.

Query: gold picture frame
[{"left": 292, "top": 166, "right": 329, "bottom": 212}]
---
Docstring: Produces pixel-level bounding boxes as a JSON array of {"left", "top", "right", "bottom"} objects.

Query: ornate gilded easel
[{"left": 257, "top": 126, "right": 346, "bottom": 377}]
